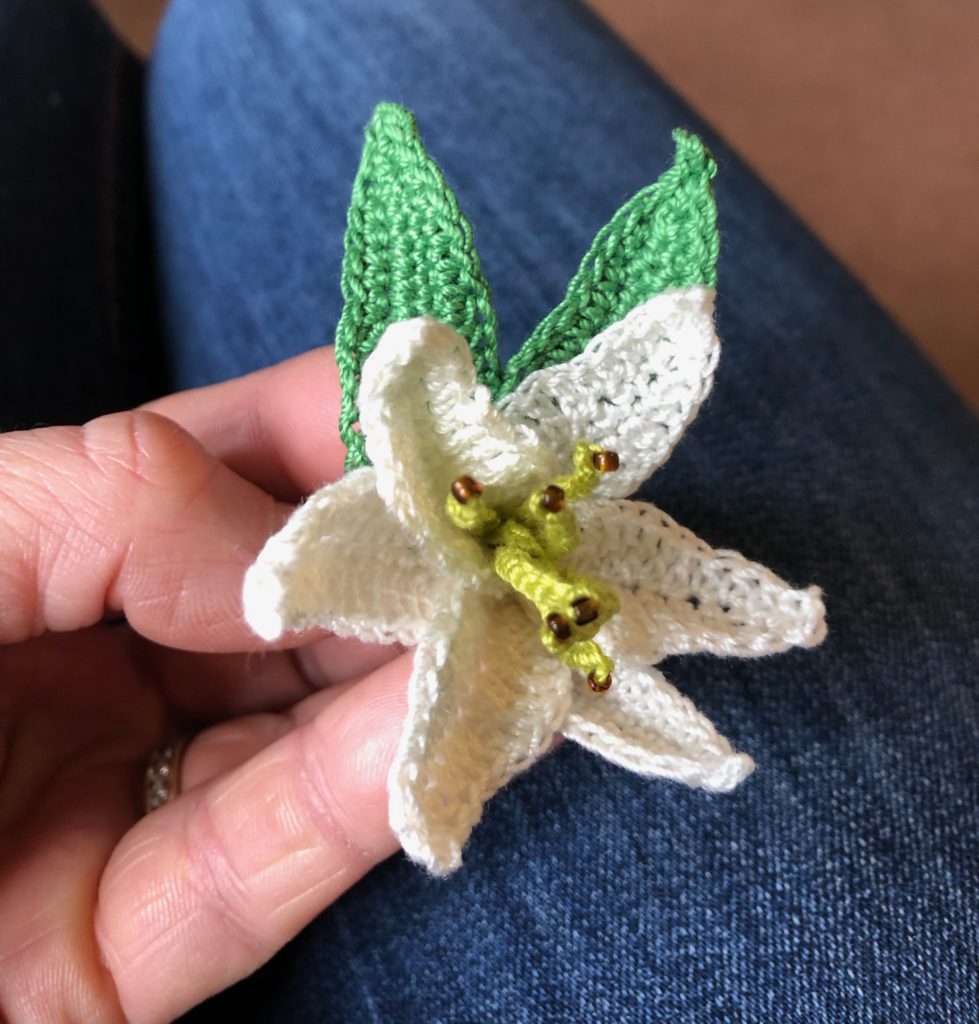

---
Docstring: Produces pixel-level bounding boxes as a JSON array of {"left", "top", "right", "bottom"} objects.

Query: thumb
[{"left": 96, "top": 651, "right": 410, "bottom": 1024}]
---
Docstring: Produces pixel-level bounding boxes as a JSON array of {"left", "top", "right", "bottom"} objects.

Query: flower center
[{"left": 446, "top": 440, "right": 621, "bottom": 692}]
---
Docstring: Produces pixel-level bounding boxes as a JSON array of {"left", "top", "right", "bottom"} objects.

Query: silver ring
[{"left": 144, "top": 734, "right": 190, "bottom": 814}]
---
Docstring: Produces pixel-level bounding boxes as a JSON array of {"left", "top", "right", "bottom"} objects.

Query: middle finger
[{"left": 149, "top": 635, "right": 402, "bottom": 722}]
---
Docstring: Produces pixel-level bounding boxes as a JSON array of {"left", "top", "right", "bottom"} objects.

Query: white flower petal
[
  {"left": 242, "top": 467, "right": 441, "bottom": 646},
  {"left": 573, "top": 498, "right": 826, "bottom": 660},
  {"left": 563, "top": 657, "right": 754, "bottom": 791},
  {"left": 499, "top": 286, "right": 719, "bottom": 498},
  {"left": 358, "top": 318, "right": 557, "bottom": 582},
  {"left": 389, "top": 589, "right": 572, "bottom": 875}
]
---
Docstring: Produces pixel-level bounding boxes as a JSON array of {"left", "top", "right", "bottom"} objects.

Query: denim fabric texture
[
  {"left": 149, "top": 3, "right": 978, "bottom": 1020},
  {"left": 6, "top": 0, "right": 977, "bottom": 1020}
]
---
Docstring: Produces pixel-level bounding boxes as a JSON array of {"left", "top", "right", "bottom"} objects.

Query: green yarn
[
  {"left": 335, "top": 105, "right": 719, "bottom": 468},
  {"left": 336, "top": 103, "right": 502, "bottom": 470},
  {"left": 497, "top": 129, "right": 718, "bottom": 392}
]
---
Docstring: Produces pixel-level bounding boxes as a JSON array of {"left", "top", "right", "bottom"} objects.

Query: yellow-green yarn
[
  {"left": 336, "top": 103, "right": 502, "bottom": 470},
  {"left": 548, "top": 440, "right": 611, "bottom": 504},
  {"left": 444, "top": 441, "right": 620, "bottom": 683},
  {"left": 561, "top": 639, "right": 614, "bottom": 683}
]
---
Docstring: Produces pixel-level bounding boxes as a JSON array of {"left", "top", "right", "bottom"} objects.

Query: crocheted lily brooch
[{"left": 243, "top": 104, "right": 826, "bottom": 875}]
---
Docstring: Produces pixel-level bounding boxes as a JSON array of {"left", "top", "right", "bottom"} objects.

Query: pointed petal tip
[
  {"left": 701, "top": 752, "right": 756, "bottom": 793},
  {"left": 413, "top": 843, "right": 463, "bottom": 878},
  {"left": 389, "top": 751, "right": 467, "bottom": 877},
  {"left": 391, "top": 812, "right": 464, "bottom": 877},
  {"left": 791, "top": 585, "right": 828, "bottom": 649}
]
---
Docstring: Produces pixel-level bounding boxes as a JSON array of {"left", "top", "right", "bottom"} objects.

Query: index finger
[
  {"left": 0, "top": 409, "right": 303, "bottom": 651},
  {"left": 142, "top": 348, "right": 346, "bottom": 502}
]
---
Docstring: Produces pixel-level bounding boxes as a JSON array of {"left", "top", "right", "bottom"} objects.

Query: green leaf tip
[
  {"left": 334, "top": 107, "right": 720, "bottom": 470},
  {"left": 369, "top": 101, "right": 414, "bottom": 129},
  {"left": 498, "top": 128, "right": 720, "bottom": 391},
  {"left": 335, "top": 103, "right": 500, "bottom": 470}
]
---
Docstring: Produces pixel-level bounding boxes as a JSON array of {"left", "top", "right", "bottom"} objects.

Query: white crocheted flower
[{"left": 243, "top": 285, "right": 826, "bottom": 875}]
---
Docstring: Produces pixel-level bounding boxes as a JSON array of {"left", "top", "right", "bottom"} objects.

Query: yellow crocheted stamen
[{"left": 446, "top": 440, "right": 621, "bottom": 692}]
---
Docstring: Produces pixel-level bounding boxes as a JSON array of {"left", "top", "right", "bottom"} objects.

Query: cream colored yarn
[{"left": 243, "top": 287, "right": 827, "bottom": 876}]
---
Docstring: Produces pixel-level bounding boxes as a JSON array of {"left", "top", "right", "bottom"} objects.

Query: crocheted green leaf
[
  {"left": 337, "top": 103, "right": 502, "bottom": 470},
  {"left": 497, "top": 129, "right": 718, "bottom": 394}
]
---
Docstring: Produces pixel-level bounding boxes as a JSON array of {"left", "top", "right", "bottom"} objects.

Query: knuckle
[
  {"left": 81, "top": 410, "right": 191, "bottom": 489},
  {"left": 0, "top": 411, "right": 214, "bottom": 642},
  {"left": 180, "top": 794, "right": 268, "bottom": 958},
  {"left": 295, "top": 723, "right": 374, "bottom": 864}
]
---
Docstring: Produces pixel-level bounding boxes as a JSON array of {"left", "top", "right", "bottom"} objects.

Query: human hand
[{"left": 0, "top": 351, "right": 408, "bottom": 1022}]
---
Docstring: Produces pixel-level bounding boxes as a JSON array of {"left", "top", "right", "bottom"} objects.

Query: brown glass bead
[
  {"left": 546, "top": 612, "right": 572, "bottom": 642},
  {"left": 450, "top": 476, "right": 483, "bottom": 504},
  {"left": 540, "top": 485, "right": 566, "bottom": 512},
  {"left": 587, "top": 671, "right": 612, "bottom": 693},
  {"left": 591, "top": 449, "right": 620, "bottom": 473},
  {"left": 571, "top": 595, "right": 599, "bottom": 625}
]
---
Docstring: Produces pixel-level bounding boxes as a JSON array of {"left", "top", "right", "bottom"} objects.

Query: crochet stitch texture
[
  {"left": 243, "top": 104, "right": 827, "bottom": 875},
  {"left": 336, "top": 103, "right": 718, "bottom": 469}
]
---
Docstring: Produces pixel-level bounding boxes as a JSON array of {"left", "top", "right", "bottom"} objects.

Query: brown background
[{"left": 96, "top": 0, "right": 979, "bottom": 410}]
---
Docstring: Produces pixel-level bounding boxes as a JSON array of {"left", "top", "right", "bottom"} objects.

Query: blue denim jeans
[{"left": 5, "top": 0, "right": 978, "bottom": 1020}]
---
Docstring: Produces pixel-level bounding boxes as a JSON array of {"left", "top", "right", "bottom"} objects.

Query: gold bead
[
  {"left": 571, "top": 595, "right": 599, "bottom": 626},
  {"left": 546, "top": 612, "right": 572, "bottom": 642},
  {"left": 587, "top": 670, "right": 612, "bottom": 693},
  {"left": 540, "top": 485, "right": 566, "bottom": 512},
  {"left": 450, "top": 476, "right": 483, "bottom": 504},
  {"left": 591, "top": 450, "right": 620, "bottom": 473}
]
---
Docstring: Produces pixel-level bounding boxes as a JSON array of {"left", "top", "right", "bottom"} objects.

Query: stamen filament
[{"left": 445, "top": 440, "right": 622, "bottom": 691}]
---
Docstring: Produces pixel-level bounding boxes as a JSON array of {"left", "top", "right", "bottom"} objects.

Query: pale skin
[{"left": 0, "top": 350, "right": 409, "bottom": 1023}]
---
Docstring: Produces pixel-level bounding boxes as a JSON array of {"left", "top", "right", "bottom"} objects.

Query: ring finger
[
  {"left": 97, "top": 651, "right": 411, "bottom": 1023},
  {"left": 178, "top": 675, "right": 358, "bottom": 792}
]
